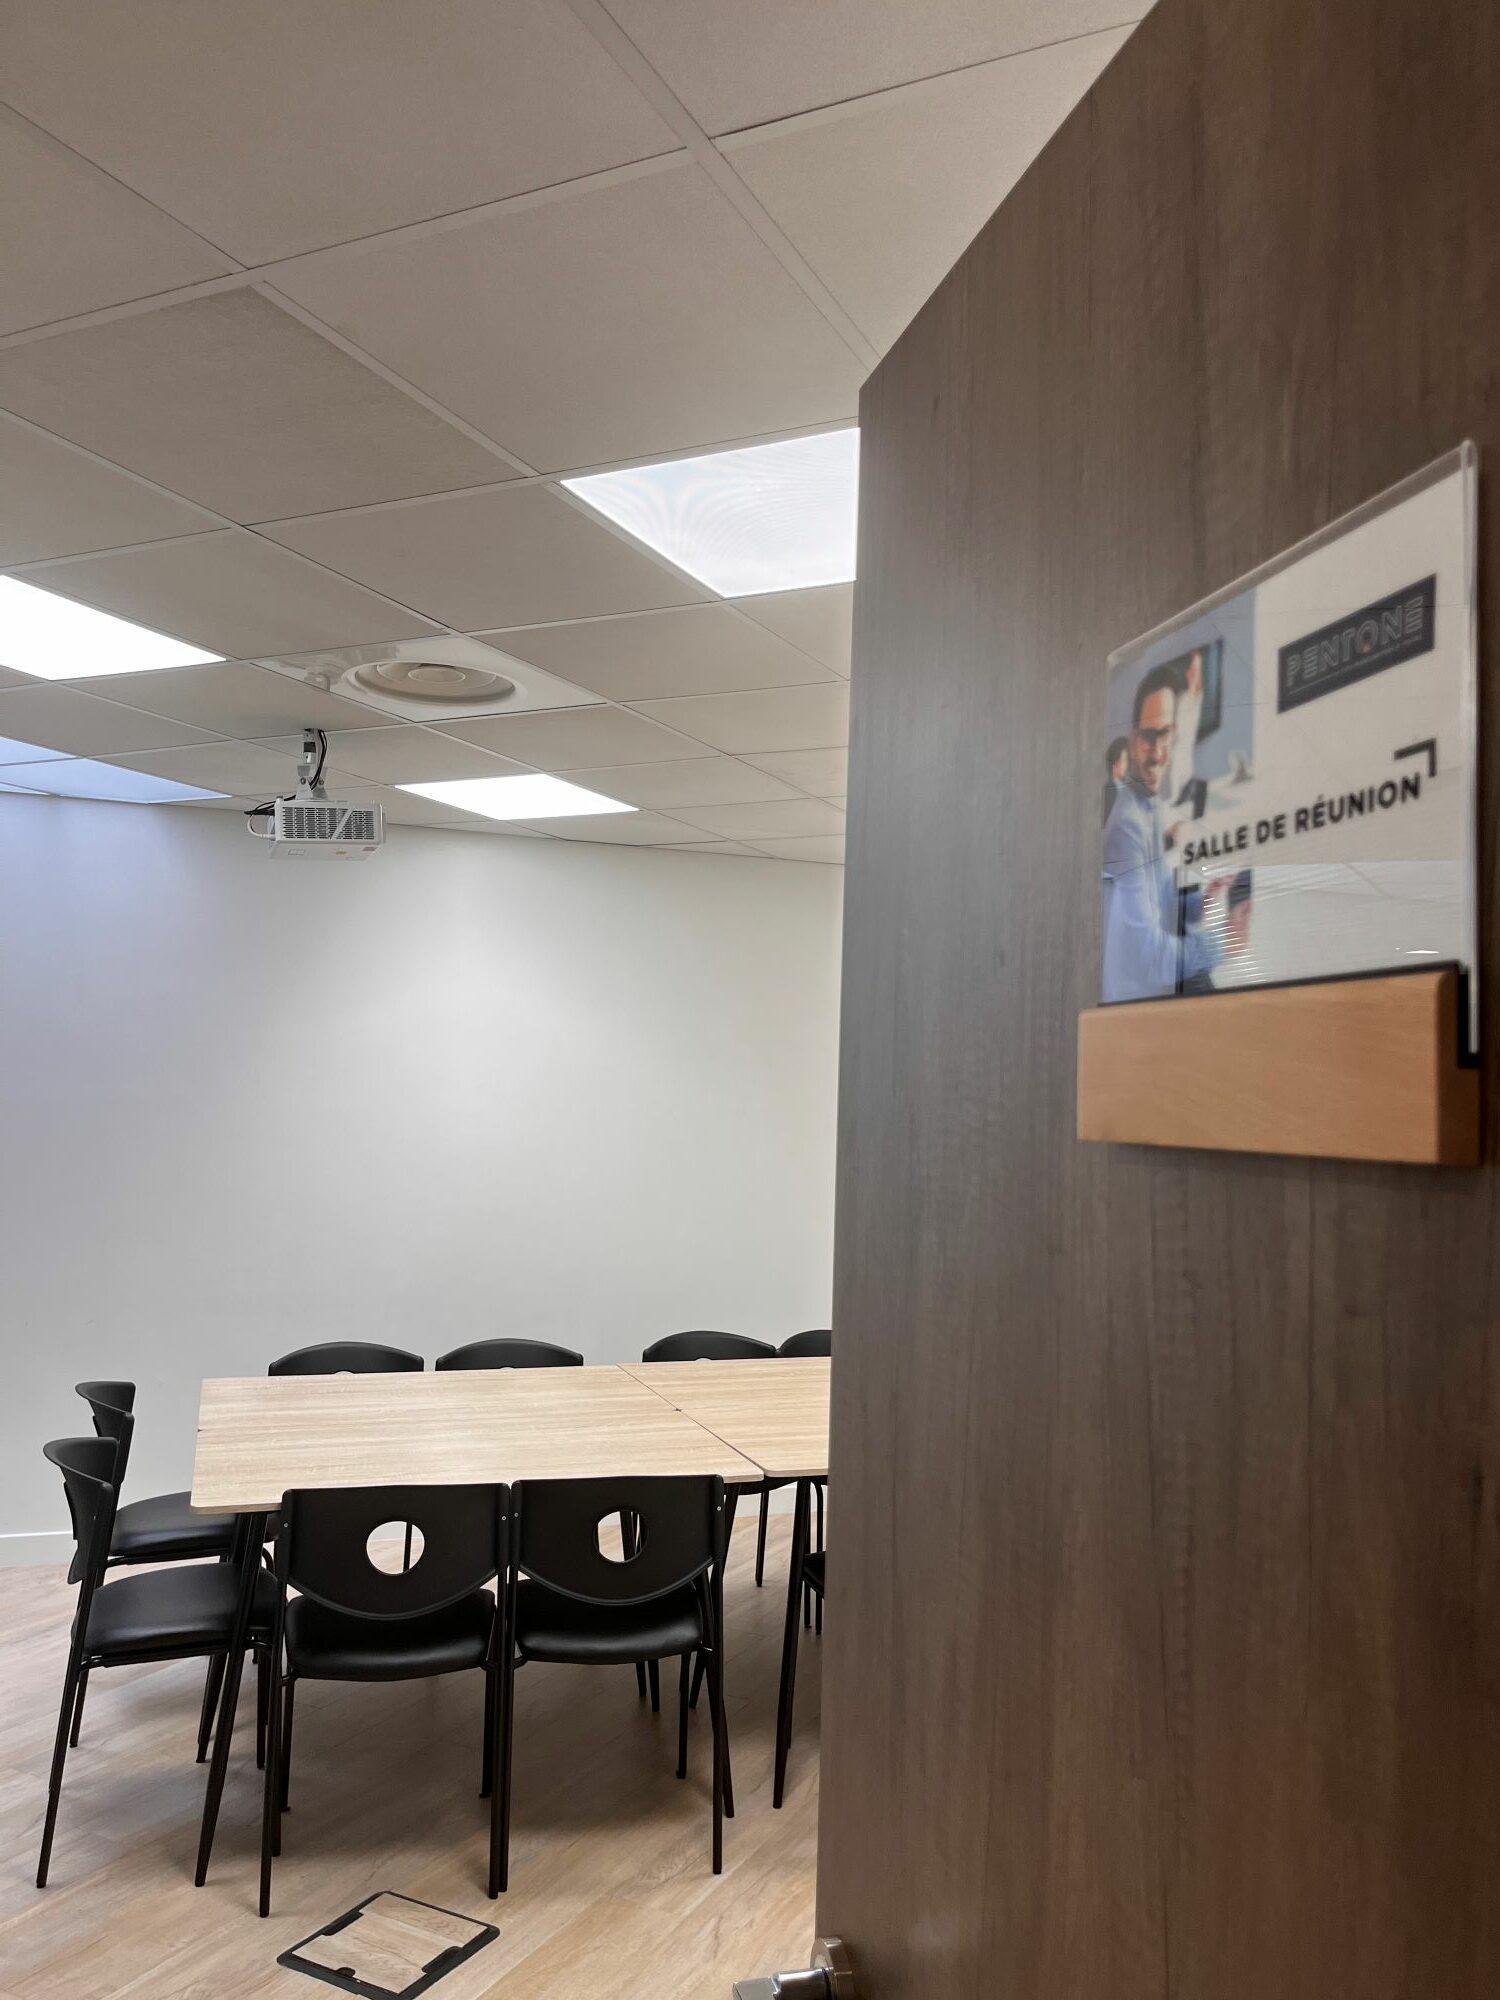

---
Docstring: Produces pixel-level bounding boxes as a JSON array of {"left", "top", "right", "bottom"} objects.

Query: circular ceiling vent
[{"left": 346, "top": 658, "right": 517, "bottom": 705}]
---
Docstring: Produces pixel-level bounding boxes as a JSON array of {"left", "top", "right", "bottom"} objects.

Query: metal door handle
[{"left": 733, "top": 1938, "right": 855, "bottom": 2000}]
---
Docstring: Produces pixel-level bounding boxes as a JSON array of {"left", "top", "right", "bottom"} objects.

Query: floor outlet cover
[{"left": 278, "top": 1892, "right": 498, "bottom": 1999}]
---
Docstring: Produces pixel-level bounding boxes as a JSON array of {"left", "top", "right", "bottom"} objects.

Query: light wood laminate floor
[{"left": 0, "top": 1517, "right": 818, "bottom": 1999}]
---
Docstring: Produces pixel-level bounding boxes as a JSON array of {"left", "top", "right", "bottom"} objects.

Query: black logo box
[{"left": 1277, "top": 574, "right": 1436, "bottom": 712}]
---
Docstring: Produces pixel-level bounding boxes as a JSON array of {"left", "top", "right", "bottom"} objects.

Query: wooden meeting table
[{"left": 188, "top": 1359, "right": 831, "bottom": 1884}]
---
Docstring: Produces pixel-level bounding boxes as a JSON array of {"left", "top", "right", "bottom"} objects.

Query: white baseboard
[{"left": 0, "top": 1530, "right": 73, "bottom": 1568}]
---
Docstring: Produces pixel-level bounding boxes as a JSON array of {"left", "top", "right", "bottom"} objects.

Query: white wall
[{"left": 0, "top": 795, "right": 842, "bottom": 1552}]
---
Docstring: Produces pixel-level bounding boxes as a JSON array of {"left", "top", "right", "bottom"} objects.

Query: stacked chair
[{"left": 37, "top": 1415, "right": 276, "bottom": 1887}]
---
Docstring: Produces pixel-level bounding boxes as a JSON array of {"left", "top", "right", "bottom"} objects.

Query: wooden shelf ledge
[{"left": 1077, "top": 968, "right": 1479, "bottom": 1165}]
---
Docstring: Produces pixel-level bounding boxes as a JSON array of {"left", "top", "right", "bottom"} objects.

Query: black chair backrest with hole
[
  {"left": 515, "top": 1476, "right": 724, "bottom": 1606},
  {"left": 436, "top": 1338, "right": 584, "bottom": 1371},
  {"left": 640, "top": 1331, "right": 775, "bottom": 1364},
  {"left": 278, "top": 1484, "right": 508, "bottom": 1620},
  {"left": 267, "top": 1341, "right": 424, "bottom": 1377},
  {"left": 778, "top": 1329, "right": 832, "bottom": 1358},
  {"left": 45, "top": 1435, "right": 122, "bottom": 1597}
]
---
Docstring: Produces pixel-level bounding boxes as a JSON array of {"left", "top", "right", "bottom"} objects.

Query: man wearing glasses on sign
[{"left": 1101, "top": 661, "right": 1225, "bottom": 1002}]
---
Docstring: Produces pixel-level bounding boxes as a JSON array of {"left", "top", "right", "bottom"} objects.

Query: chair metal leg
[
  {"left": 689, "top": 1649, "right": 706, "bottom": 1710},
  {"left": 482, "top": 1666, "right": 495, "bottom": 1797},
  {"left": 68, "top": 1667, "right": 90, "bottom": 1750},
  {"left": 634, "top": 1660, "right": 648, "bottom": 1699},
  {"left": 708, "top": 1645, "right": 724, "bottom": 1876},
  {"left": 647, "top": 1657, "right": 660, "bottom": 1713},
  {"left": 486, "top": 1659, "right": 504, "bottom": 1898},
  {"left": 755, "top": 1488, "right": 770, "bottom": 1587},
  {"left": 676, "top": 1653, "right": 690, "bottom": 1779},
  {"left": 774, "top": 1483, "right": 809, "bottom": 1809},
  {"left": 196, "top": 1510, "right": 268, "bottom": 1888},
  {"left": 278, "top": 1678, "right": 295, "bottom": 1814},
  {"left": 36, "top": 1648, "right": 84, "bottom": 1887},
  {"left": 196, "top": 1652, "right": 227, "bottom": 1764},
  {"left": 493, "top": 1584, "right": 517, "bottom": 1896},
  {"left": 255, "top": 1647, "right": 269, "bottom": 1771},
  {"left": 258, "top": 1671, "right": 282, "bottom": 1917}
]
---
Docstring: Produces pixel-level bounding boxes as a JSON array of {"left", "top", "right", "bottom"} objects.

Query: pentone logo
[{"left": 1277, "top": 574, "right": 1436, "bottom": 712}]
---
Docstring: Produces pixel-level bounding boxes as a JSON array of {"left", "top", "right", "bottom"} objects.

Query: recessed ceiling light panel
[
  {"left": 398, "top": 774, "right": 634, "bottom": 821},
  {"left": 0, "top": 575, "right": 222, "bottom": 681},
  {"left": 563, "top": 429, "right": 859, "bottom": 599},
  {"left": 0, "top": 754, "right": 223, "bottom": 803}
]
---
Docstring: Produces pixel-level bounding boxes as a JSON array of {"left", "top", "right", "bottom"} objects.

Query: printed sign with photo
[{"left": 1100, "top": 445, "right": 1479, "bottom": 1049}]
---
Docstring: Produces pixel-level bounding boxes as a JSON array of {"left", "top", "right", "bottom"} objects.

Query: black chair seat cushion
[
  {"left": 285, "top": 1589, "right": 494, "bottom": 1681},
  {"left": 111, "top": 1490, "right": 237, "bottom": 1564},
  {"left": 802, "top": 1552, "right": 824, "bottom": 1597},
  {"left": 513, "top": 1578, "right": 705, "bottom": 1665},
  {"left": 83, "top": 1565, "right": 276, "bottom": 1660}
]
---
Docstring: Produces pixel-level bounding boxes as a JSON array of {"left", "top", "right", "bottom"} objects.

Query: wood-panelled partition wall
[{"left": 818, "top": 1, "right": 1500, "bottom": 1995}]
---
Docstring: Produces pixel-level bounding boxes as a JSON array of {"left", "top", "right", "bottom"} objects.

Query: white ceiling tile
[
  {"left": 525, "top": 809, "right": 704, "bottom": 845},
  {"left": 0, "top": 681, "right": 217, "bottom": 757},
  {"left": 273, "top": 726, "right": 529, "bottom": 785},
  {"left": 631, "top": 681, "right": 849, "bottom": 753},
  {"left": 0, "top": 109, "right": 234, "bottom": 335},
  {"left": 276, "top": 166, "right": 863, "bottom": 471},
  {"left": 748, "top": 833, "right": 846, "bottom": 864},
  {"left": 0, "top": 290, "right": 507, "bottom": 520},
  {"left": 439, "top": 705, "right": 701, "bottom": 770},
  {"left": 560, "top": 756, "right": 797, "bottom": 810},
  {"left": 101, "top": 739, "right": 299, "bottom": 798},
  {"left": 673, "top": 840, "right": 768, "bottom": 857},
  {"left": 0, "top": 1, "right": 679, "bottom": 263},
  {"left": 724, "top": 34, "right": 1131, "bottom": 350},
  {"left": 70, "top": 661, "right": 395, "bottom": 737},
  {"left": 670, "top": 796, "right": 845, "bottom": 840},
  {"left": 264, "top": 485, "right": 706, "bottom": 630},
  {"left": 477, "top": 603, "right": 834, "bottom": 702},
  {"left": 740, "top": 745, "right": 849, "bottom": 795},
  {"left": 732, "top": 582, "right": 853, "bottom": 674},
  {"left": 14, "top": 533, "right": 439, "bottom": 658},
  {"left": 0, "top": 418, "right": 220, "bottom": 564},
  {"left": 604, "top": 0, "right": 1142, "bottom": 133}
]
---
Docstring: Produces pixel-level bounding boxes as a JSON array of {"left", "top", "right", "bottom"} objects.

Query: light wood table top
[
  {"left": 191, "top": 1364, "right": 761, "bottom": 1512},
  {"left": 624, "top": 1358, "right": 831, "bottom": 1479}
]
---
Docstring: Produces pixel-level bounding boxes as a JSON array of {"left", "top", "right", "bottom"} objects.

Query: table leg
[{"left": 195, "top": 1510, "right": 268, "bottom": 1887}]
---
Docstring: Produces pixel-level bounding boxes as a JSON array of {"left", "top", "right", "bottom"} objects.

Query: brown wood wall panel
[{"left": 817, "top": 2, "right": 1500, "bottom": 1995}]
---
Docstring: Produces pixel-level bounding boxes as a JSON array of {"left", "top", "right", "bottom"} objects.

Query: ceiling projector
[{"left": 246, "top": 729, "right": 385, "bottom": 857}]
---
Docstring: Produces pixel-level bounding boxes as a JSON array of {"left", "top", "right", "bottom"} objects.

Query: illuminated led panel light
[
  {"left": 0, "top": 575, "right": 221, "bottom": 680},
  {"left": 563, "top": 430, "right": 858, "bottom": 599},
  {"left": 398, "top": 774, "right": 634, "bottom": 820}
]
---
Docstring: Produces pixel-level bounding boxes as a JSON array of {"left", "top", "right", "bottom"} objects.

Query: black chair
[
  {"left": 76, "top": 1380, "right": 238, "bottom": 1570},
  {"left": 773, "top": 1478, "right": 824, "bottom": 1809},
  {"left": 777, "top": 1329, "right": 832, "bottom": 1359},
  {"left": 500, "top": 1476, "right": 730, "bottom": 1882},
  {"left": 639, "top": 1331, "right": 774, "bottom": 1702},
  {"left": 258, "top": 1482, "right": 510, "bottom": 1917},
  {"left": 74, "top": 1381, "right": 245, "bottom": 1763},
  {"left": 37, "top": 1435, "right": 276, "bottom": 1887},
  {"left": 267, "top": 1341, "right": 424, "bottom": 1375},
  {"left": 755, "top": 1332, "right": 831, "bottom": 1604},
  {"left": 639, "top": 1331, "right": 775, "bottom": 1364},
  {"left": 436, "top": 1339, "right": 584, "bottom": 1371}
]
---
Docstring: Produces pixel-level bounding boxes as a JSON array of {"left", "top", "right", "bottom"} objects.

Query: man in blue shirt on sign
[{"left": 1102, "top": 661, "right": 1224, "bottom": 1002}]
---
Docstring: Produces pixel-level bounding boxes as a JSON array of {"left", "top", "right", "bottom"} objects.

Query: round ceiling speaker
[{"left": 346, "top": 658, "right": 517, "bottom": 705}]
